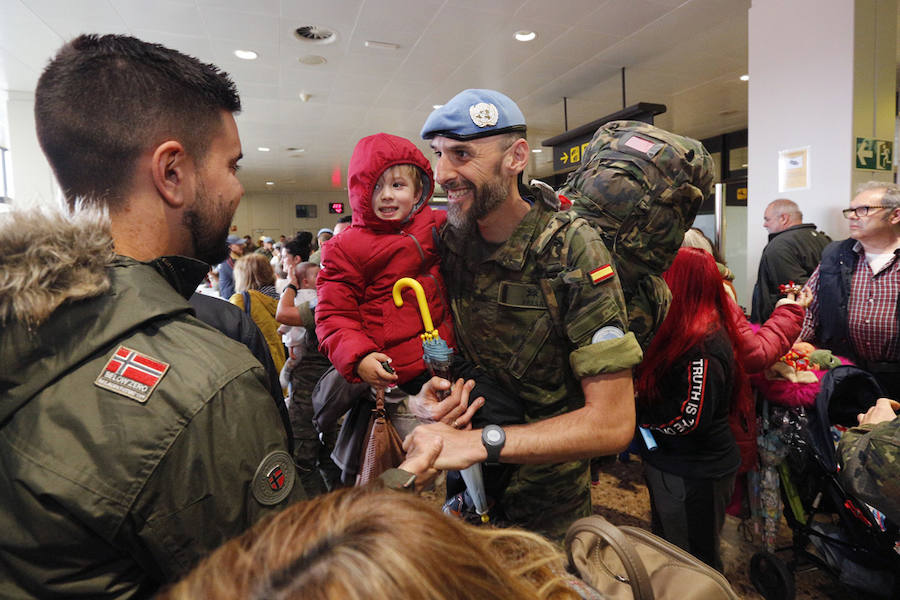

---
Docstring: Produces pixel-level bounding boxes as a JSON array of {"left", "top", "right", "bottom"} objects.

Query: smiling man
[
  {"left": 800, "top": 182, "right": 900, "bottom": 397},
  {"left": 406, "top": 89, "right": 643, "bottom": 538},
  {"left": 0, "top": 34, "right": 307, "bottom": 598}
]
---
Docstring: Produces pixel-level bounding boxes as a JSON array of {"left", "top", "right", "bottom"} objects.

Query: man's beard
[
  {"left": 447, "top": 170, "right": 508, "bottom": 233},
  {"left": 183, "top": 181, "right": 231, "bottom": 265}
]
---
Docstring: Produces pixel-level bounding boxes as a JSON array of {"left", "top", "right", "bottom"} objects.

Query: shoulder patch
[
  {"left": 94, "top": 346, "right": 169, "bottom": 403},
  {"left": 251, "top": 450, "right": 295, "bottom": 506},
  {"left": 589, "top": 264, "right": 614, "bottom": 284}
]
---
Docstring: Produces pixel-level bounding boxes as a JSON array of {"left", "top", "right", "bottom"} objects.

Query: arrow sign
[{"left": 856, "top": 139, "right": 873, "bottom": 167}]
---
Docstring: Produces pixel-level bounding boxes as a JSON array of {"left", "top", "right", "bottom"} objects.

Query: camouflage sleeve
[
  {"left": 837, "top": 418, "right": 900, "bottom": 524},
  {"left": 561, "top": 221, "right": 643, "bottom": 378}
]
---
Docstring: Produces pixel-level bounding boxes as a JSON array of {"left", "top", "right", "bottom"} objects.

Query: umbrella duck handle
[{"left": 392, "top": 277, "right": 435, "bottom": 334}]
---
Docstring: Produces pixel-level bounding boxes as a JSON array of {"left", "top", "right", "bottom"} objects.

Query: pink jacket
[
  {"left": 727, "top": 297, "right": 804, "bottom": 473},
  {"left": 315, "top": 133, "right": 455, "bottom": 385},
  {"left": 728, "top": 298, "right": 803, "bottom": 372}
]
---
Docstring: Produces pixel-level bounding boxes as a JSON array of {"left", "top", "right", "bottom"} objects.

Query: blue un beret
[{"left": 421, "top": 89, "right": 526, "bottom": 141}]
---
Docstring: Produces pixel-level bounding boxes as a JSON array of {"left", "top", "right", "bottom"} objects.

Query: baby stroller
[{"left": 750, "top": 365, "right": 900, "bottom": 600}]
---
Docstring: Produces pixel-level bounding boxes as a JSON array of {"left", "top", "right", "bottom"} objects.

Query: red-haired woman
[{"left": 635, "top": 247, "right": 746, "bottom": 572}]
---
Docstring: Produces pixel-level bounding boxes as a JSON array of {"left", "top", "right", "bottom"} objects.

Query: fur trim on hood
[{"left": 0, "top": 206, "right": 115, "bottom": 327}]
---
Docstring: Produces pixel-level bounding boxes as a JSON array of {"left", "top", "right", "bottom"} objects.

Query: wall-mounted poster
[{"left": 778, "top": 146, "right": 810, "bottom": 192}]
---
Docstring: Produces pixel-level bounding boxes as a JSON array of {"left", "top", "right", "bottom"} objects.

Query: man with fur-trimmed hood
[{"left": 0, "top": 34, "right": 305, "bottom": 598}]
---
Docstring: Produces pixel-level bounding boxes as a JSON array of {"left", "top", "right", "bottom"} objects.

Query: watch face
[{"left": 485, "top": 428, "right": 503, "bottom": 444}]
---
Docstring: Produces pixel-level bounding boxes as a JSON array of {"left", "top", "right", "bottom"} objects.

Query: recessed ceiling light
[
  {"left": 514, "top": 30, "right": 537, "bottom": 42},
  {"left": 234, "top": 49, "right": 258, "bottom": 60},
  {"left": 432, "top": 104, "right": 443, "bottom": 109},
  {"left": 265, "top": 181, "right": 275, "bottom": 186},
  {"left": 532, "top": 149, "right": 542, "bottom": 153},
  {"left": 298, "top": 55, "right": 327, "bottom": 66},
  {"left": 257, "top": 147, "right": 270, "bottom": 152},
  {"left": 286, "top": 147, "right": 305, "bottom": 153},
  {"left": 740, "top": 74, "right": 749, "bottom": 81}
]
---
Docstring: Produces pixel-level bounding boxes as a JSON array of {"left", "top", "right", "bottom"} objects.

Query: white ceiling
[{"left": 0, "top": 0, "right": 753, "bottom": 193}]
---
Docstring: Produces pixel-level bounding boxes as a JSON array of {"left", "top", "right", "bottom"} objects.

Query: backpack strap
[
  {"left": 242, "top": 291, "right": 251, "bottom": 316},
  {"left": 532, "top": 212, "right": 594, "bottom": 345}
]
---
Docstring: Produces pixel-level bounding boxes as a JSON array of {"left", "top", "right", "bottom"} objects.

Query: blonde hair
[
  {"left": 160, "top": 486, "right": 579, "bottom": 600},
  {"left": 379, "top": 163, "right": 423, "bottom": 196},
  {"left": 233, "top": 253, "right": 275, "bottom": 292}
]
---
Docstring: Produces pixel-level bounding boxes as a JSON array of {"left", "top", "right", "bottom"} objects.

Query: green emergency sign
[{"left": 855, "top": 137, "right": 893, "bottom": 171}]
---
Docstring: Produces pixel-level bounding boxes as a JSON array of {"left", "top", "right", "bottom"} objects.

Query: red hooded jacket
[{"left": 315, "top": 133, "right": 455, "bottom": 385}]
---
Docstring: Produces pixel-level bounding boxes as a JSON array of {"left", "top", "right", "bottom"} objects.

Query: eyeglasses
[{"left": 842, "top": 205, "right": 892, "bottom": 218}]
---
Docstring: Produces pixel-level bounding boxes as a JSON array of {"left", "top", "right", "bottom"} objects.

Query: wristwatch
[
  {"left": 286, "top": 283, "right": 299, "bottom": 293},
  {"left": 481, "top": 425, "right": 506, "bottom": 465}
]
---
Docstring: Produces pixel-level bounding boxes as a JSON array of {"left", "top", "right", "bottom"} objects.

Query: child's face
[
  {"left": 300, "top": 265, "right": 320, "bottom": 289},
  {"left": 372, "top": 166, "right": 418, "bottom": 221}
]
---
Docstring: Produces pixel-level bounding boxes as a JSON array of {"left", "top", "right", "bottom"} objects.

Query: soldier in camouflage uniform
[
  {"left": 407, "top": 89, "right": 644, "bottom": 539},
  {"left": 838, "top": 397, "right": 900, "bottom": 525}
]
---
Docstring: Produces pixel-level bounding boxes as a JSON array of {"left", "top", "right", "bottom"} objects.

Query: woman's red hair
[{"left": 636, "top": 247, "right": 747, "bottom": 412}]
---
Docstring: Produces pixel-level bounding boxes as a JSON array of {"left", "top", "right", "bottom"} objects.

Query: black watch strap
[{"left": 286, "top": 283, "right": 299, "bottom": 293}]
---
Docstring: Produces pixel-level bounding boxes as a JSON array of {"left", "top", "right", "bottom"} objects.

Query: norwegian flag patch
[{"left": 94, "top": 346, "right": 169, "bottom": 403}]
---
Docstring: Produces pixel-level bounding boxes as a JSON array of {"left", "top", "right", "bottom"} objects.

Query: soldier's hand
[
  {"left": 409, "top": 377, "right": 483, "bottom": 426},
  {"left": 397, "top": 428, "right": 443, "bottom": 491},
  {"left": 857, "top": 397, "right": 899, "bottom": 426},
  {"left": 403, "top": 422, "right": 486, "bottom": 471}
]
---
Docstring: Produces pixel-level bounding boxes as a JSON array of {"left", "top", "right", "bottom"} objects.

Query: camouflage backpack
[{"left": 557, "top": 120, "right": 715, "bottom": 349}]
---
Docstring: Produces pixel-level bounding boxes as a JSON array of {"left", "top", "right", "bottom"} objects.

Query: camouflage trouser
[
  {"left": 289, "top": 352, "right": 341, "bottom": 497},
  {"left": 501, "top": 460, "right": 592, "bottom": 541}
]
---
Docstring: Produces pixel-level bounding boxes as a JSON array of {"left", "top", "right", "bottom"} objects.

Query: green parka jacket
[{"left": 0, "top": 212, "right": 305, "bottom": 599}]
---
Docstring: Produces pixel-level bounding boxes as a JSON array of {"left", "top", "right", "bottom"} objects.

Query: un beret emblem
[{"left": 469, "top": 102, "right": 499, "bottom": 128}]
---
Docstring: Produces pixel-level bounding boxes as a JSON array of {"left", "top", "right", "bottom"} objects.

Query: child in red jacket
[
  {"left": 317, "top": 134, "right": 522, "bottom": 515},
  {"left": 315, "top": 133, "right": 456, "bottom": 390}
]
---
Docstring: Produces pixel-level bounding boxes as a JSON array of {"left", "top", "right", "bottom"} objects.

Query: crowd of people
[{"left": 1, "top": 32, "right": 897, "bottom": 600}]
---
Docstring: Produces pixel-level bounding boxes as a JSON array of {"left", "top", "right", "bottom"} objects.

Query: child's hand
[{"left": 358, "top": 352, "right": 399, "bottom": 388}]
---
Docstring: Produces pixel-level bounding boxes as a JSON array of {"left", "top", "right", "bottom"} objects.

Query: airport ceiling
[{"left": 4, "top": 0, "right": 757, "bottom": 193}]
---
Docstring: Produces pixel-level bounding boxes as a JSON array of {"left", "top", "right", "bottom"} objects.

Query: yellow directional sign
[{"left": 856, "top": 137, "right": 893, "bottom": 171}]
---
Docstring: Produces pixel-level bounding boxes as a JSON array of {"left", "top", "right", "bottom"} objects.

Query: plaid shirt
[{"left": 801, "top": 242, "right": 900, "bottom": 362}]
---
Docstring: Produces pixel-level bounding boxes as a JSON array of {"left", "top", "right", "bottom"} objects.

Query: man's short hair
[
  {"left": 35, "top": 34, "right": 241, "bottom": 210},
  {"left": 856, "top": 181, "right": 900, "bottom": 209},
  {"left": 768, "top": 198, "right": 802, "bottom": 221}
]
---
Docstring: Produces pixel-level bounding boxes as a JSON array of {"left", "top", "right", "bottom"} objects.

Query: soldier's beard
[
  {"left": 447, "top": 170, "right": 508, "bottom": 233},
  {"left": 183, "top": 180, "right": 232, "bottom": 265}
]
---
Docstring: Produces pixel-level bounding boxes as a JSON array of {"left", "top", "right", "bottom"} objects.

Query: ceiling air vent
[{"left": 294, "top": 26, "right": 337, "bottom": 44}]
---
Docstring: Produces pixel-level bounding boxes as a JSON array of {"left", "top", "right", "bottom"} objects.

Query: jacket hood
[
  {"left": 0, "top": 206, "right": 208, "bottom": 423},
  {"left": 347, "top": 133, "right": 435, "bottom": 233},
  {"left": 0, "top": 206, "right": 116, "bottom": 328}
]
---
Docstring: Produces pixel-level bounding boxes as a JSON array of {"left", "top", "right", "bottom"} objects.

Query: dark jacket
[
  {"left": 814, "top": 238, "right": 900, "bottom": 363},
  {"left": 751, "top": 223, "right": 831, "bottom": 323},
  {"left": 638, "top": 329, "right": 741, "bottom": 479},
  {"left": 0, "top": 215, "right": 305, "bottom": 599},
  {"left": 315, "top": 133, "right": 454, "bottom": 385}
]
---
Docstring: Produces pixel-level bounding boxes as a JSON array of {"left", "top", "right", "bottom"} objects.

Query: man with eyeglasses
[
  {"left": 800, "top": 181, "right": 900, "bottom": 397},
  {"left": 751, "top": 198, "right": 831, "bottom": 323}
]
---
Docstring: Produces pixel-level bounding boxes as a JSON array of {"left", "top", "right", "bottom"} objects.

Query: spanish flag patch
[{"left": 589, "top": 264, "right": 614, "bottom": 284}]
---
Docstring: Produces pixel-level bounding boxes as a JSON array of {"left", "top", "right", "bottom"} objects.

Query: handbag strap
[
  {"left": 242, "top": 291, "right": 251, "bottom": 316},
  {"left": 565, "top": 515, "right": 654, "bottom": 600}
]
